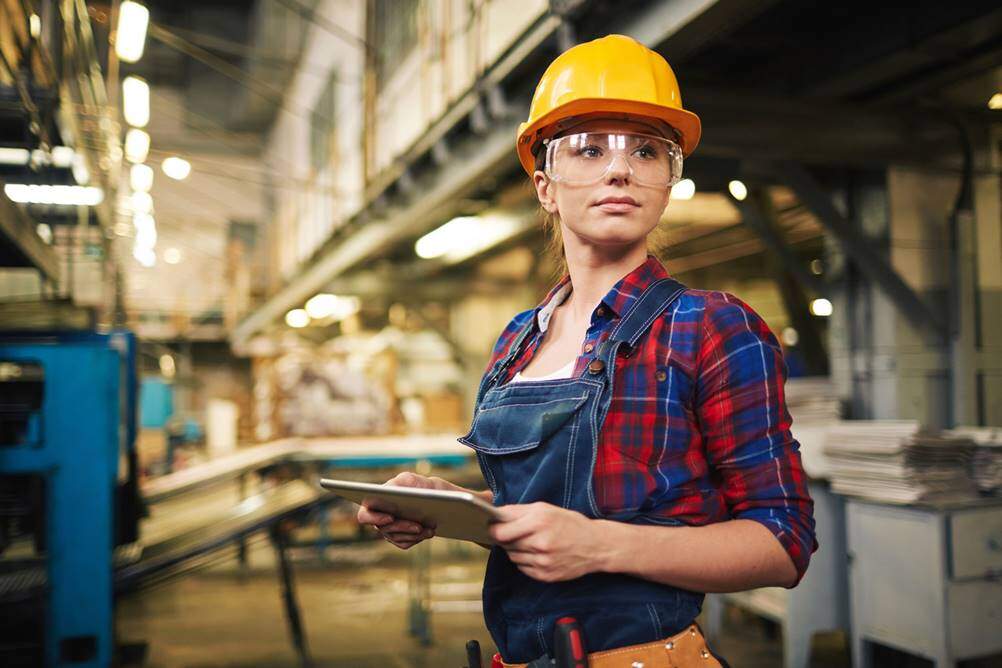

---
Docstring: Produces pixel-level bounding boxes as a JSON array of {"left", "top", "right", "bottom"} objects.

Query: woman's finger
[
  {"left": 381, "top": 520, "right": 424, "bottom": 534},
  {"left": 358, "top": 508, "right": 394, "bottom": 526}
]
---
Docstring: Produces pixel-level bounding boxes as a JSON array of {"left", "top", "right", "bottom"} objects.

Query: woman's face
[{"left": 533, "top": 118, "right": 673, "bottom": 252}]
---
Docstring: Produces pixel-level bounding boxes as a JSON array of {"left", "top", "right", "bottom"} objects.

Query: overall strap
[{"left": 595, "top": 278, "right": 687, "bottom": 381}]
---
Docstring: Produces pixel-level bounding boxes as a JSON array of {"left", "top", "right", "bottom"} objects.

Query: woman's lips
[{"left": 594, "top": 201, "right": 639, "bottom": 213}]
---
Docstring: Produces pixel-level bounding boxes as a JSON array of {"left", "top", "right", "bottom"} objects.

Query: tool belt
[{"left": 498, "top": 623, "right": 727, "bottom": 668}]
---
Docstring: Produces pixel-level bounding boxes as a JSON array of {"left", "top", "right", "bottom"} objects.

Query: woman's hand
[
  {"left": 488, "top": 502, "right": 606, "bottom": 582},
  {"left": 355, "top": 472, "right": 457, "bottom": 550}
]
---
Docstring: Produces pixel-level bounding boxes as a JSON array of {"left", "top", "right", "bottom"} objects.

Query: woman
[{"left": 358, "top": 34, "right": 817, "bottom": 667}]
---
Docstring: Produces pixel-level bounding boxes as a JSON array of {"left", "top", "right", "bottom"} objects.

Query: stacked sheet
[
  {"left": 822, "top": 420, "right": 979, "bottom": 504},
  {"left": 945, "top": 426, "right": 1002, "bottom": 494},
  {"left": 786, "top": 377, "right": 841, "bottom": 480}
]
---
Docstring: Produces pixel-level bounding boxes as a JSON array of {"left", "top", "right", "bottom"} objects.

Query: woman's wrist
[{"left": 591, "top": 518, "right": 632, "bottom": 574}]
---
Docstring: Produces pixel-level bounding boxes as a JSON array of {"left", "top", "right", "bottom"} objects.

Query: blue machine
[{"left": 0, "top": 331, "right": 139, "bottom": 667}]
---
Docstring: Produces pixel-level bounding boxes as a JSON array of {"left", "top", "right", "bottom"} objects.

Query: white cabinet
[{"left": 846, "top": 499, "right": 1002, "bottom": 667}]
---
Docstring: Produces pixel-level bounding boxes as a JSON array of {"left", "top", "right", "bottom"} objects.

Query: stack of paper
[
  {"left": 785, "top": 377, "right": 841, "bottom": 424},
  {"left": 822, "top": 420, "right": 979, "bottom": 504},
  {"left": 945, "top": 426, "right": 1002, "bottom": 494},
  {"left": 786, "top": 377, "right": 841, "bottom": 480}
]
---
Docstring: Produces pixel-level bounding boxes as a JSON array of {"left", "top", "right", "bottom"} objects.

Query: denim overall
[{"left": 459, "top": 278, "right": 704, "bottom": 663}]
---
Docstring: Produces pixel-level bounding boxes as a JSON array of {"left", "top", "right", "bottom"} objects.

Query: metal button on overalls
[{"left": 458, "top": 278, "right": 702, "bottom": 664}]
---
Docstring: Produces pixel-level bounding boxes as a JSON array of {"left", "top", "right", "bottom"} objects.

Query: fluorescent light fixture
[
  {"left": 130, "top": 163, "right": 154, "bottom": 192},
  {"left": 131, "top": 191, "right": 153, "bottom": 214},
  {"left": 0, "top": 148, "right": 29, "bottom": 165},
  {"left": 3, "top": 184, "right": 104, "bottom": 206},
  {"left": 133, "top": 245, "right": 156, "bottom": 267},
  {"left": 161, "top": 156, "right": 191, "bottom": 180},
  {"left": 35, "top": 223, "right": 52, "bottom": 244},
  {"left": 415, "top": 214, "right": 523, "bottom": 263},
  {"left": 133, "top": 213, "right": 157, "bottom": 248},
  {"left": 163, "top": 247, "right": 182, "bottom": 264},
  {"left": 285, "top": 309, "right": 310, "bottom": 328},
  {"left": 988, "top": 93, "right": 1002, "bottom": 110},
  {"left": 810, "top": 298, "right": 833, "bottom": 317},
  {"left": 305, "top": 293, "right": 360, "bottom": 320},
  {"left": 781, "top": 327, "right": 799, "bottom": 347},
  {"left": 305, "top": 293, "right": 338, "bottom": 319},
  {"left": 124, "top": 128, "right": 150, "bottom": 163},
  {"left": 71, "top": 153, "right": 89, "bottom": 185},
  {"left": 122, "top": 76, "right": 150, "bottom": 127},
  {"left": 50, "top": 146, "right": 74, "bottom": 168},
  {"left": 159, "top": 354, "right": 176, "bottom": 378},
  {"left": 728, "top": 179, "right": 748, "bottom": 201},
  {"left": 670, "top": 178, "right": 695, "bottom": 200},
  {"left": 116, "top": 2, "right": 149, "bottom": 64}
]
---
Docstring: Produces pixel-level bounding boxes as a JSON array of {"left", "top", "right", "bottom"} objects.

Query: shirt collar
[{"left": 533, "top": 254, "right": 672, "bottom": 332}]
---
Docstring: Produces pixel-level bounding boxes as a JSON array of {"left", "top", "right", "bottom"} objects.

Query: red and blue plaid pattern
[{"left": 484, "top": 255, "right": 818, "bottom": 584}]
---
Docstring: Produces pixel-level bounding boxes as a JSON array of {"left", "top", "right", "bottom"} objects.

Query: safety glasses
[{"left": 543, "top": 132, "right": 684, "bottom": 188}]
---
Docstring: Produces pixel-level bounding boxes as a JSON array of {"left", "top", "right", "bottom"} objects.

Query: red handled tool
[{"left": 553, "top": 616, "right": 589, "bottom": 668}]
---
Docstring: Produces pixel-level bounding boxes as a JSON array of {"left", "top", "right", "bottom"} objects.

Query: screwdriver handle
[
  {"left": 466, "top": 639, "right": 482, "bottom": 668},
  {"left": 553, "top": 616, "right": 588, "bottom": 668}
]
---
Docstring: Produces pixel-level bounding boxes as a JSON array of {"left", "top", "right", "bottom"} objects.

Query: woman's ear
[{"left": 533, "top": 171, "right": 558, "bottom": 214}]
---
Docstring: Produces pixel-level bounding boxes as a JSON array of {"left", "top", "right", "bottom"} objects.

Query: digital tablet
[{"left": 320, "top": 478, "right": 501, "bottom": 544}]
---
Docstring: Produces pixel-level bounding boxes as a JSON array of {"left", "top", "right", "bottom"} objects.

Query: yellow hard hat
[{"left": 516, "top": 34, "right": 701, "bottom": 176}]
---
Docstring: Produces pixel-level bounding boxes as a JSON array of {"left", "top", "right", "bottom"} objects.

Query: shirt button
[
  {"left": 595, "top": 306, "right": 606, "bottom": 317},
  {"left": 583, "top": 343, "right": 594, "bottom": 353},
  {"left": 588, "top": 359, "right": 605, "bottom": 374},
  {"left": 656, "top": 370, "right": 667, "bottom": 382}
]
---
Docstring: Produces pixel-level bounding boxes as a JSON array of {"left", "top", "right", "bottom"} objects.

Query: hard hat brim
[{"left": 516, "top": 98, "right": 702, "bottom": 176}]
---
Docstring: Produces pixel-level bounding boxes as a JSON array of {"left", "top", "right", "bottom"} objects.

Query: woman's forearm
[{"left": 593, "top": 518, "right": 798, "bottom": 592}]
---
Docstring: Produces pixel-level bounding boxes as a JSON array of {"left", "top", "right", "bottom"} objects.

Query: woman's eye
[
  {"left": 634, "top": 145, "right": 658, "bottom": 159},
  {"left": 576, "top": 145, "right": 603, "bottom": 158}
]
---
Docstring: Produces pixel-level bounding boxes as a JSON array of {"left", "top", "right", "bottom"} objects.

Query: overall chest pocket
[{"left": 458, "top": 393, "right": 589, "bottom": 455}]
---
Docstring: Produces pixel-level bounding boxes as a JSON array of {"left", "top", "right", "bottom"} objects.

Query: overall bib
[{"left": 459, "top": 278, "right": 705, "bottom": 663}]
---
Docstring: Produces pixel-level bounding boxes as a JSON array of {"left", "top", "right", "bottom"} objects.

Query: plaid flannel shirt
[{"left": 483, "top": 254, "right": 818, "bottom": 585}]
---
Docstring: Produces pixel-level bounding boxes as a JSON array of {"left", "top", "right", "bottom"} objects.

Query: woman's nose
[{"left": 605, "top": 153, "right": 632, "bottom": 182}]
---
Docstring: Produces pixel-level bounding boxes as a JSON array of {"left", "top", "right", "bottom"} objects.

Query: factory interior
[{"left": 1, "top": 1, "right": 1001, "bottom": 666}]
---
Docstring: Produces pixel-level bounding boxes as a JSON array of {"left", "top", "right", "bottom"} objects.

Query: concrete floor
[{"left": 115, "top": 526, "right": 865, "bottom": 668}]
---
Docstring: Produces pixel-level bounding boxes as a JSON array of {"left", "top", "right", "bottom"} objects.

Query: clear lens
[{"left": 544, "top": 132, "right": 683, "bottom": 188}]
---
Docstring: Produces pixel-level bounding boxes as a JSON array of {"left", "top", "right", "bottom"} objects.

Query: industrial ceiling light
[
  {"left": 159, "top": 354, "right": 176, "bottom": 378},
  {"left": 988, "top": 93, "right": 1002, "bottom": 110},
  {"left": 133, "top": 213, "right": 157, "bottom": 248},
  {"left": 131, "top": 190, "right": 153, "bottom": 214},
  {"left": 29, "top": 14, "right": 41, "bottom": 39},
  {"left": 161, "top": 156, "right": 191, "bottom": 180},
  {"left": 133, "top": 245, "right": 156, "bottom": 267},
  {"left": 163, "top": 247, "right": 182, "bottom": 264},
  {"left": 285, "top": 309, "right": 310, "bottom": 328},
  {"left": 415, "top": 214, "right": 522, "bottom": 263},
  {"left": 670, "top": 178, "right": 695, "bottom": 200},
  {"left": 3, "top": 184, "right": 104, "bottom": 206},
  {"left": 0, "top": 148, "right": 30, "bottom": 165},
  {"left": 116, "top": 2, "right": 149, "bottom": 64},
  {"left": 130, "top": 163, "right": 154, "bottom": 192},
  {"left": 124, "top": 128, "right": 150, "bottom": 163},
  {"left": 50, "top": 146, "right": 75, "bottom": 168},
  {"left": 122, "top": 76, "right": 150, "bottom": 127},
  {"left": 728, "top": 179, "right": 748, "bottom": 201},
  {"left": 810, "top": 298, "right": 833, "bottom": 317},
  {"left": 71, "top": 153, "right": 89, "bottom": 185},
  {"left": 305, "top": 293, "right": 338, "bottom": 319}
]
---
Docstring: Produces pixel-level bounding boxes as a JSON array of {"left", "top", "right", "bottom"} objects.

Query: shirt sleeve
[{"left": 694, "top": 292, "right": 819, "bottom": 587}]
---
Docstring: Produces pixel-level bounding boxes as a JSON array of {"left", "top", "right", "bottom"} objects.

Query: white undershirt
[{"left": 510, "top": 358, "right": 576, "bottom": 382}]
